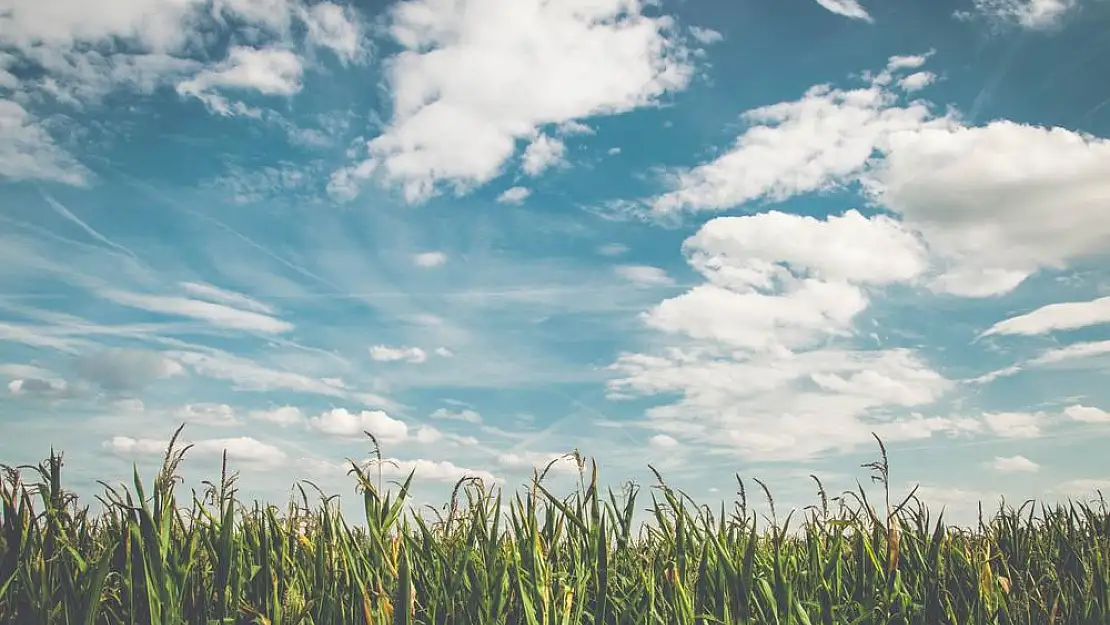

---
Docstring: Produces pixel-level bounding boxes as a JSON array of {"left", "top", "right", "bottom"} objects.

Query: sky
[{"left": 2, "top": 0, "right": 1110, "bottom": 528}]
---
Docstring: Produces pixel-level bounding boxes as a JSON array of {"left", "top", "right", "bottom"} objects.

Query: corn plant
[{"left": 2, "top": 429, "right": 1108, "bottom": 624}]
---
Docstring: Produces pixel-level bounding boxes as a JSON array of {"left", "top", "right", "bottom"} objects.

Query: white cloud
[
  {"left": 103, "top": 436, "right": 167, "bottom": 457},
  {"left": 370, "top": 345, "right": 428, "bottom": 364},
  {"left": 639, "top": 210, "right": 926, "bottom": 353},
  {"left": 8, "top": 377, "right": 69, "bottom": 397},
  {"left": 957, "top": 0, "right": 1079, "bottom": 30},
  {"left": 1051, "top": 478, "right": 1110, "bottom": 499},
  {"left": 431, "top": 407, "right": 482, "bottom": 424},
  {"left": 598, "top": 243, "right": 630, "bottom": 256},
  {"left": 649, "top": 434, "right": 679, "bottom": 449},
  {"left": 521, "top": 133, "right": 566, "bottom": 176},
  {"left": 977, "top": 340, "right": 1110, "bottom": 383},
  {"left": 0, "top": 0, "right": 335, "bottom": 111},
  {"left": 614, "top": 265, "right": 676, "bottom": 287},
  {"left": 688, "top": 26, "right": 724, "bottom": 44},
  {"left": 250, "top": 405, "right": 304, "bottom": 426},
  {"left": 1031, "top": 340, "right": 1110, "bottom": 366},
  {"left": 610, "top": 347, "right": 960, "bottom": 461},
  {"left": 180, "top": 282, "right": 275, "bottom": 314},
  {"left": 412, "top": 252, "right": 447, "bottom": 268},
  {"left": 645, "top": 54, "right": 1110, "bottom": 299},
  {"left": 0, "top": 364, "right": 55, "bottom": 380},
  {"left": 434, "top": 347, "right": 454, "bottom": 357},
  {"left": 366, "top": 457, "right": 500, "bottom": 485},
  {"left": 607, "top": 208, "right": 961, "bottom": 461},
  {"left": 898, "top": 71, "right": 936, "bottom": 92},
  {"left": 0, "top": 99, "right": 89, "bottom": 185},
  {"left": 76, "top": 347, "right": 184, "bottom": 391},
  {"left": 176, "top": 46, "right": 304, "bottom": 116},
  {"left": 0, "top": 0, "right": 205, "bottom": 53},
  {"left": 308, "top": 407, "right": 409, "bottom": 441},
  {"left": 168, "top": 349, "right": 395, "bottom": 408},
  {"left": 330, "top": 0, "right": 694, "bottom": 202},
  {"left": 497, "top": 186, "right": 532, "bottom": 204},
  {"left": 988, "top": 455, "right": 1040, "bottom": 473},
  {"left": 413, "top": 425, "right": 443, "bottom": 444},
  {"left": 299, "top": 1, "right": 365, "bottom": 63},
  {"left": 171, "top": 403, "right": 238, "bottom": 427},
  {"left": 105, "top": 434, "right": 286, "bottom": 467},
  {"left": 983, "top": 412, "right": 1046, "bottom": 438},
  {"left": 812, "top": 0, "right": 873, "bottom": 22},
  {"left": 1064, "top": 404, "right": 1110, "bottom": 423},
  {"left": 687, "top": 209, "right": 928, "bottom": 288},
  {"left": 191, "top": 436, "right": 289, "bottom": 466},
  {"left": 649, "top": 57, "right": 947, "bottom": 216},
  {"left": 101, "top": 289, "right": 292, "bottom": 333},
  {"left": 498, "top": 452, "right": 580, "bottom": 475},
  {"left": 982, "top": 296, "right": 1110, "bottom": 337},
  {"left": 865, "top": 120, "right": 1110, "bottom": 297}
]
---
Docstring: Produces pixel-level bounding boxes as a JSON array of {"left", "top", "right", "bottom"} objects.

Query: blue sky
[{"left": 2, "top": 0, "right": 1110, "bottom": 526}]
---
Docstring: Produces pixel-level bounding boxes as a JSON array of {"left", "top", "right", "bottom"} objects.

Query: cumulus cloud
[
  {"left": 170, "top": 403, "right": 239, "bottom": 427},
  {"left": 640, "top": 53, "right": 1110, "bottom": 299},
  {"left": 498, "top": 451, "right": 581, "bottom": 475},
  {"left": 298, "top": 1, "right": 366, "bottom": 63},
  {"left": 0, "top": 0, "right": 363, "bottom": 185},
  {"left": 307, "top": 408, "right": 409, "bottom": 441},
  {"left": 983, "top": 412, "right": 1047, "bottom": 438},
  {"left": 412, "top": 252, "right": 447, "bottom": 268},
  {"left": 521, "top": 134, "right": 567, "bottom": 176},
  {"left": 688, "top": 26, "right": 724, "bottom": 44},
  {"left": 329, "top": 0, "right": 695, "bottom": 202},
  {"left": 431, "top": 407, "right": 482, "bottom": 424},
  {"left": 378, "top": 458, "right": 500, "bottom": 484},
  {"left": 638, "top": 210, "right": 927, "bottom": 353},
  {"left": 898, "top": 71, "right": 936, "bottom": 92},
  {"left": 316, "top": 456, "right": 500, "bottom": 485},
  {"left": 497, "top": 186, "right": 532, "bottom": 205},
  {"left": 1064, "top": 404, "right": 1110, "bottom": 423},
  {"left": 812, "top": 0, "right": 874, "bottom": 22},
  {"left": 176, "top": 46, "right": 304, "bottom": 116},
  {"left": 0, "top": 0, "right": 206, "bottom": 53},
  {"left": 249, "top": 405, "right": 304, "bottom": 426},
  {"left": 649, "top": 434, "right": 679, "bottom": 449},
  {"left": 614, "top": 265, "right": 676, "bottom": 287},
  {"left": 104, "top": 434, "right": 286, "bottom": 467},
  {"left": 76, "top": 347, "right": 184, "bottom": 392},
  {"left": 607, "top": 209, "right": 963, "bottom": 461},
  {"left": 370, "top": 345, "right": 428, "bottom": 364},
  {"left": 0, "top": 99, "right": 89, "bottom": 185},
  {"left": 865, "top": 120, "right": 1110, "bottom": 297},
  {"left": 8, "top": 377, "right": 69, "bottom": 397},
  {"left": 988, "top": 455, "right": 1040, "bottom": 473},
  {"left": 648, "top": 54, "right": 945, "bottom": 216}
]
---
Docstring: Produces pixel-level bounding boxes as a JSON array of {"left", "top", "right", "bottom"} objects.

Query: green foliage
[{"left": 1, "top": 428, "right": 1108, "bottom": 624}]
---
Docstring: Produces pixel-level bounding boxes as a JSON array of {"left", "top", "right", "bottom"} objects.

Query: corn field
[{"left": 2, "top": 428, "right": 1109, "bottom": 625}]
